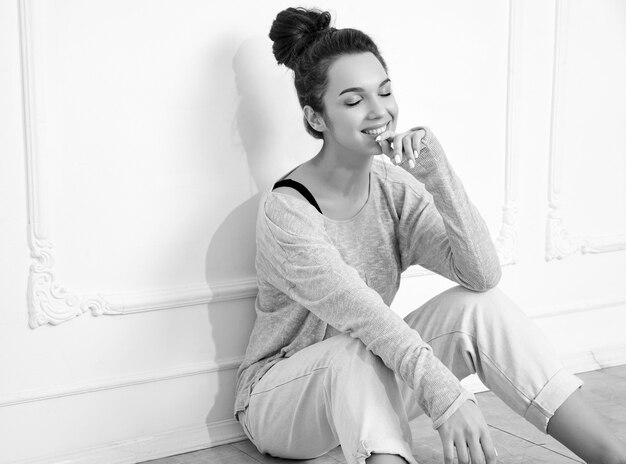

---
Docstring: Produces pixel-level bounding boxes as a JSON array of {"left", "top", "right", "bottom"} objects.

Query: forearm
[{"left": 404, "top": 128, "right": 501, "bottom": 290}]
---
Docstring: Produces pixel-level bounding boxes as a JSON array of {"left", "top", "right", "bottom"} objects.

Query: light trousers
[{"left": 237, "top": 285, "right": 583, "bottom": 464}]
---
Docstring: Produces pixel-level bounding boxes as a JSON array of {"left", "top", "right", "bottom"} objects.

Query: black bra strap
[{"left": 273, "top": 179, "right": 323, "bottom": 215}]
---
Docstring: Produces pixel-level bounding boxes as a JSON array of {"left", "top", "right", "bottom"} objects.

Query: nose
[{"left": 367, "top": 96, "right": 387, "bottom": 119}]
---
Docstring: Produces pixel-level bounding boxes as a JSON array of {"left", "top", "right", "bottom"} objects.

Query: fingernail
[
  {"left": 413, "top": 149, "right": 419, "bottom": 158},
  {"left": 395, "top": 154, "right": 402, "bottom": 164},
  {"left": 375, "top": 135, "right": 382, "bottom": 142},
  {"left": 495, "top": 448, "right": 498, "bottom": 457},
  {"left": 409, "top": 159, "right": 416, "bottom": 169}
]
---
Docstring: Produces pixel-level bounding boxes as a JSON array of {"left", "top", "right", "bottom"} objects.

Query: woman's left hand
[{"left": 376, "top": 127, "right": 427, "bottom": 169}]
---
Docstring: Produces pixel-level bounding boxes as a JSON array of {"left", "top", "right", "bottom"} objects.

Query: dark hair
[{"left": 269, "top": 7, "right": 388, "bottom": 139}]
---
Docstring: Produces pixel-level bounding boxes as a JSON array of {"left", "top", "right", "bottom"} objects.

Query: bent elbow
[
  {"left": 476, "top": 264, "right": 502, "bottom": 292},
  {"left": 460, "top": 265, "right": 502, "bottom": 293}
]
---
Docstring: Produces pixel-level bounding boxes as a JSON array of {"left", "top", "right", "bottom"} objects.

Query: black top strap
[{"left": 273, "top": 179, "right": 323, "bottom": 215}]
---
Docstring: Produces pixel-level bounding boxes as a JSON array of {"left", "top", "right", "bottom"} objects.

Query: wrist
[{"left": 432, "top": 389, "right": 476, "bottom": 430}]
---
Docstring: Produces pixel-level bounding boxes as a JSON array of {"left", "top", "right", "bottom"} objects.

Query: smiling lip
[{"left": 361, "top": 123, "right": 388, "bottom": 136}]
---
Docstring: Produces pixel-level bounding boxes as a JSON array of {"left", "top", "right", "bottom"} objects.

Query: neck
[{"left": 309, "top": 143, "right": 373, "bottom": 199}]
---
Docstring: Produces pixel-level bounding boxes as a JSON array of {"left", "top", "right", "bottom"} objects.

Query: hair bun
[{"left": 269, "top": 7, "right": 333, "bottom": 70}]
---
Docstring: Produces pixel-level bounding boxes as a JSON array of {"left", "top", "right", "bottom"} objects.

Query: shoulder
[
  {"left": 261, "top": 188, "right": 326, "bottom": 237},
  {"left": 272, "top": 186, "right": 308, "bottom": 202}
]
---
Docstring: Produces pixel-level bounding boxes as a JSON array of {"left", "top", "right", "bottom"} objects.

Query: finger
[
  {"left": 377, "top": 138, "right": 392, "bottom": 159},
  {"left": 375, "top": 129, "right": 396, "bottom": 144},
  {"left": 480, "top": 433, "right": 498, "bottom": 464},
  {"left": 455, "top": 439, "right": 470, "bottom": 464},
  {"left": 392, "top": 133, "right": 404, "bottom": 165},
  {"left": 442, "top": 439, "right": 455, "bottom": 464},
  {"left": 402, "top": 134, "right": 415, "bottom": 168},
  {"left": 411, "top": 130, "right": 426, "bottom": 162},
  {"left": 468, "top": 436, "right": 486, "bottom": 464},
  {"left": 375, "top": 131, "right": 394, "bottom": 160}
]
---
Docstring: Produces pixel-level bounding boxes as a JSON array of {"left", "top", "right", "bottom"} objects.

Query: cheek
[
  {"left": 389, "top": 98, "right": 399, "bottom": 118},
  {"left": 327, "top": 110, "right": 358, "bottom": 134}
]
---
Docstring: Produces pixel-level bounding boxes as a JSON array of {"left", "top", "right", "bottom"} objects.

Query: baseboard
[
  {"left": 10, "top": 419, "right": 246, "bottom": 464},
  {"left": 560, "top": 344, "right": 626, "bottom": 374}
]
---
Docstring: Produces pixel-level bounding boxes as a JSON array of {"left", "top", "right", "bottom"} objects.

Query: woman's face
[{"left": 319, "top": 52, "right": 399, "bottom": 157}]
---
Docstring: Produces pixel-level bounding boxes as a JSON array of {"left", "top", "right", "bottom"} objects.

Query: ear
[{"left": 303, "top": 105, "right": 327, "bottom": 133}]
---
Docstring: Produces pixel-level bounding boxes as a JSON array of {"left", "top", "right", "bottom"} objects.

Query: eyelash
[{"left": 346, "top": 92, "right": 392, "bottom": 107}]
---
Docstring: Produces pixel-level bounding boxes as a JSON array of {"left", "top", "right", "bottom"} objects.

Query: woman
[{"left": 234, "top": 7, "right": 626, "bottom": 464}]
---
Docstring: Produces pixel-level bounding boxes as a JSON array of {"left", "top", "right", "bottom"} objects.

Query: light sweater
[{"left": 234, "top": 127, "right": 502, "bottom": 429}]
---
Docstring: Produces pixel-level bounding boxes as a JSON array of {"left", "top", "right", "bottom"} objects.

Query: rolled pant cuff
[
  {"left": 524, "top": 368, "right": 583, "bottom": 433},
  {"left": 353, "top": 437, "right": 418, "bottom": 464}
]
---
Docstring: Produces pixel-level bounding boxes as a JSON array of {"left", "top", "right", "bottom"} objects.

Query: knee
[
  {"left": 448, "top": 286, "right": 530, "bottom": 336},
  {"left": 453, "top": 285, "right": 520, "bottom": 317}
]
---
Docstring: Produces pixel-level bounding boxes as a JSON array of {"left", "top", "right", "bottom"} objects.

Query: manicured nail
[
  {"left": 413, "top": 149, "right": 419, "bottom": 159},
  {"left": 375, "top": 135, "right": 382, "bottom": 142},
  {"left": 495, "top": 448, "right": 498, "bottom": 457},
  {"left": 409, "top": 159, "right": 416, "bottom": 169},
  {"left": 395, "top": 154, "right": 402, "bottom": 164}
]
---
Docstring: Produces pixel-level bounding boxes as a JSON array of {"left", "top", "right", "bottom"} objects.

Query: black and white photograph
[{"left": 1, "top": 1, "right": 625, "bottom": 463}]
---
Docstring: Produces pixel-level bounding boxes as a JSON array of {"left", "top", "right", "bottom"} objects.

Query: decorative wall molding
[
  {"left": 495, "top": 0, "right": 522, "bottom": 266},
  {"left": 8, "top": 419, "right": 246, "bottom": 464},
  {"left": 18, "top": 0, "right": 520, "bottom": 328},
  {"left": 6, "top": 295, "right": 624, "bottom": 408},
  {"left": 530, "top": 296, "right": 626, "bottom": 320},
  {"left": 0, "top": 356, "right": 243, "bottom": 408},
  {"left": 18, "top": 0, "right": 259, "bottom": 328},
  {"left": 545, "top": 0, "right": 626, "bottom": 261},
  {"left": 106, "top": 279, "right": 258, "bottom": 314}
]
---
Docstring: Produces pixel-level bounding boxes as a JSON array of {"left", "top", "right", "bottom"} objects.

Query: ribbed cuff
[
  {"left": 432, "top": 389, "right": 476, "bottom": 430},
  {"left": 402, "top": 126, "right": 446, "bottom": 173}
]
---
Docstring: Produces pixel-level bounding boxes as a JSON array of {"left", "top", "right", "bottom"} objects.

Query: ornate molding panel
[
  {"left": 18, "top": 0, "right": 258, "bottom": 328},
  {"left": 495, "top": 0, "right": 522, "bottom": 266},
  {"left": 19, "top": 0, "right": 520, "bottom": 327},
  {"left": 546, "top": 0, "right": 626, "bottom": 261},
  {"left": 19, "top": 0, "right": 95, "bottom": 328}
]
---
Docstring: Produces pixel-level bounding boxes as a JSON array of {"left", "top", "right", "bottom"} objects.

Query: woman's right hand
[
  {"left": 436, "top": 400, "right": 497, "bottom": 464},
  {"left": 376, "top": 127, "right": 427, "bottom": 169}
]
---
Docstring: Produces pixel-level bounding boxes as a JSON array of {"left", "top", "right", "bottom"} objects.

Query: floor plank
[{"left": 141, "top": 364, "right": 626, "bottom": 463}]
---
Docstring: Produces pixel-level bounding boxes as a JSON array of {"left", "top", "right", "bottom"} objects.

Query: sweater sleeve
[
  {"left": 397, "top": 127, "right": 501, "bottom": 291},
  {"left": 260, "top": 193, "right": 475, "bottom": 429}
]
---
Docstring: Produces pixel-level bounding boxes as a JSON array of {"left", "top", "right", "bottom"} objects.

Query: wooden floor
[{"left": 143, "top": 365, "right": 626, "bottom": 464}]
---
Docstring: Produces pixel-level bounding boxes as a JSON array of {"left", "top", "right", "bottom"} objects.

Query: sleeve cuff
[
  {"left": 431, "top": 389, "right": 476, "bottom": 430},
  {"left": 402, "top": 126, "right": 445, "bottom": 173}
]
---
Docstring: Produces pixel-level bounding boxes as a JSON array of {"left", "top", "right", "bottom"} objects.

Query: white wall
[{"left": 1, "top": 0, "right": 624, "bottom": 463}]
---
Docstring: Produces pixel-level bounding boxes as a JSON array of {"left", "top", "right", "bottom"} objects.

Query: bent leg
[
  {"left": 242, "top": 334, "right": 417, "bottom": 464},
  {"left": 401, "top": 285, "right": 626, "bottom": 463},
  {"left": 401, "top": 285, "right": 581, "bottom": 432}
]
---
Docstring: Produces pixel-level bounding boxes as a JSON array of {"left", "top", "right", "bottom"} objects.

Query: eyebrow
[{"left": 338, "top": 78, "right": 391, "bottom": 96}]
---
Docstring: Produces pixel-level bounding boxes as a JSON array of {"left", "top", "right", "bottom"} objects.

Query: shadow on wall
[{"left": 204, "top": 36, "right": 310, "bottom": 428}]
